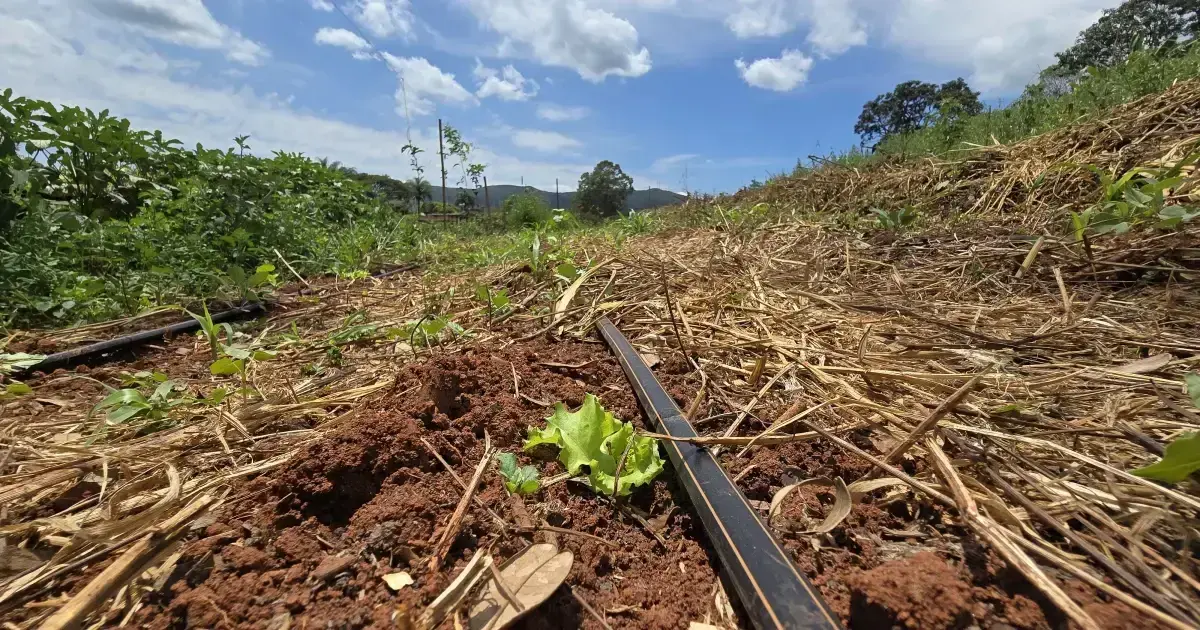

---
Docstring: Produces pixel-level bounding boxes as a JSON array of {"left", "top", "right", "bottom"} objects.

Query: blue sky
[{"left": 0, "top": 0, "right": 1120, "bottom": 192}]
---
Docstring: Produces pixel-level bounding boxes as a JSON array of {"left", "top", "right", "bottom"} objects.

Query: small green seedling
[
  {"left": 524, "top": 393, "right": 664, "bottom": 497},
  {"left": 185, "top": 303, "right": 233, "bottom": 360},
  {"left": 1132, "top": 374, "right": 1200, "bottom": 482},
  {"left": 497, "top": 452, "right": 540, "bottom": 495},
  {"left": 475, "top": 285, "right": 511, "bottom": 317},
  {"left": 870, "top": 207, "right": 917, "bottom": 230},
  {"left": 225, "top": 263, "right": 278, "bottom": 301},
  {"left": 91, "top": 376, "right": 188, "bottom": 431}
]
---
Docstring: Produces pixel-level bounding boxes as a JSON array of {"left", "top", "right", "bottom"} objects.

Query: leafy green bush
[
  {"left": 504, "top": 191, "right": 552, "bottom": 228},
  {"left": 0, "top": 90, "right": 419, "bottom": 329}
]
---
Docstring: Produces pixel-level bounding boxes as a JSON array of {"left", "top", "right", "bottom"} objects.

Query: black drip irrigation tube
[
  {"left": 16, "top": 303, "right": 266, "bottom": 375},
  {"left": 598, "top": 317, "right": 842, "bottom": 630},
  {"left": 14, "top": 263, "right": 421, "bottom": 376}
]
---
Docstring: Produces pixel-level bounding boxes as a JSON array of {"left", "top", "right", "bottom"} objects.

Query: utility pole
[
  {"left": 437, "top": 118, "right": 447, "bottom": 214},
  {"left": 483, "top": 176, "right": 490, "bottom": 216},
  {"left": 556, "top": 178, "right": 560, "bottom": 209}
]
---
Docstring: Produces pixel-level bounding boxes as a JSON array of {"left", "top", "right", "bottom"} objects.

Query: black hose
[
  {"left": 15, "top": 303, "right": 265, "bottom": 375},
  {"left": 598, "top": 317, "right": 842, "bottom": 630},
  {"left": 14, "top": 262, "right": 419, "bottom": 375}
]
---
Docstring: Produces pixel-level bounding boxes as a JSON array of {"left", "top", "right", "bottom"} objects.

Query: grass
[{"left": 809, "top": 45, "right": 1200, "bottom": 170}]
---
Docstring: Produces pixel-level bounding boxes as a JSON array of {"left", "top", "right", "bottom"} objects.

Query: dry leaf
[
  {"left": 1114, "top": 353, "right": 1172, "bottom": 374},
  {"left": 689, "top": 623, "right": 725, "bottom": 630},
  {"left": 769, "top": 477, "right": 852, "bottom": 534},
  {"left": 383, "top": 571, "right": 414, "bottom": 591},
  {"left": 846, "top": 477, "right": 909, "bottom": 502},
  {"left": 469, "top": 544, "right": 573, "bottom": 630}
]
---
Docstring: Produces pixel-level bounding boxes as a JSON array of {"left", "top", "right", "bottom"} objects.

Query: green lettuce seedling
[
  {"left": 497, "top": 453, "right": 540, "bottom": 495},
  {"left": 524, "top": 394, "right": 664, "bottom": 497}
]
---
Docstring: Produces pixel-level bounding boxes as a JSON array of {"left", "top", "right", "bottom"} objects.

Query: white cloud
[
  {"left": 0, "top": 1, "right": 599, "bottom": 192},
  {"left": 85, "top": 0, "right": 269, "bottom": 65},
  {"left": 734, "top": 49, "right": 813, "bottom": 91},
  {"left": 725, "top": 0, "right": 795, "bottom": 38},
  {"left": 511, "top": 129, "right": 582, "bottom": 153},
  {"left": 807, "top": 0, "right": 866, "bottom": 57},
  {"left": 723, "top": 0, "right": 865, "bottom": 56},
  {"left": 382, "top": 53, "right": 477, "bottom": 116},
  {"left": 886, "top": 0, "right": 1112, "bottom": 92},
  {"left": 473, "top": 60, "right": 539, "bottom": 101},
  {"left": 349, "top": 0, "right": 414, "bottom": 40},
  {"left": 650, "top": 153, "right": 698, "bottom": 172},
  {"left": 461, "top": 0, "right": 652, "bottom": 82},
  {"left": 314, "top": 27, "right": 373, "bottom": 60},
  {"left": 536, "top": 103, "right": 589, "bottom": 121},
  {"left": 309, "top": 0, "right": 335, "bottom": 10}
]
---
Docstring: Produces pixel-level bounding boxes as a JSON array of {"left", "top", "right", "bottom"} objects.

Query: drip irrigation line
[
  {"left": 14, "top": 264, "right": 419, "bottom": 375},
  {"left": 15, "top": 303, "right": 265, "bottom": 375},
  {"left": 597, "top": 317, "right": 842, "bottom": 630}
]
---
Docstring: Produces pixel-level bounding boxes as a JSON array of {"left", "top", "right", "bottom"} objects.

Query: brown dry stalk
[
  {"left": 39, "top": 494, "right": 216, "bottom": 630},
  {"left": 876, "top": 371, "right": 988, "bottom": 467},
  {"left": 925, "top": 439, "right": 1100, "bottom": 630},
  {"left": 430, "top": 433, "right": 496, "bottom": 572}
]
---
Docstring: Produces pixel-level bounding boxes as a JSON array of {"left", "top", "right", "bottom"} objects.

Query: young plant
[
  {"left": 869, "top": 206, "right": 917, "bottom": 230},
  {"left": 497, "top": 452, "right": 540, "bottom": 495},
  {"left": 185, "top": 303, "right": 233, "bottom": 360},
  {"left": 474, "top": 285, "right": 511, "bottom": 317},
  {"left": 1131, "top": 373, "right": 1200, "bottom": 482},
  {"left": 1067, "top": 155, "right": 1200, "bottom": 236},
  {"left": 524, "top": 394, "right": 664, "bottom": 497},
  {"left": 224, "top": 263, "right": 278, "bottom": 302},
  {"left": 91, "top": 371, "right": 189, "bottom": 433}
]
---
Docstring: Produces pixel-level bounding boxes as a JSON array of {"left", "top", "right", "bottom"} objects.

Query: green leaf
[
  {"left": 252, "top": 349, "right": 277, "bottom": 361},
  {"left": 523, "top": 394, "right": 663, "bottom": 497},
  {"left": 210, "top": 357, "right": 243, "bottom": 375},
  {"left": 107, "top": 404, "right": 147, "bottom": 425},
  {"left": 150, "top": 380, "right": 176, "bottom": 401},
  {"left": 222, "top": 345, "right": 251, "bottom": 360},
  {"left": 1185, "top": 373, "right": 1200, "bottom": 409},
  {"left": 98, "top": 388, "right": 147, "bottom": 409},
  {"left": 0, "top": 353, "right": 46, "bottom": 374},
  {"left": 6, "top": 382, "right": 32, "bottom": 396},
  {"left": 1132, "top": 432, "right": 1200, "bottom": 483},
  {"left": 497, "top": 453, "right": 541, "bottom": 495}
]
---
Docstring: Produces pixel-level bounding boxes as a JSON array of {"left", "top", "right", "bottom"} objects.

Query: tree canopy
[
  {"left": 573, "top": 160, "right": 634, "bottom": 217},
  {"left": 854, "top": 78, "right": 982, "bottom": 147},
  {"left": 1048, "top": 0, "right": 1200, "bottom": 77}
]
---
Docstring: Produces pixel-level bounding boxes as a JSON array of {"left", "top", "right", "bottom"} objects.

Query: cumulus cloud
[
  {"left": 314, "top": 27, "right": 373, "bottom": 60},
  {"left": 807, "top": 0, "right": 866, "bottom": 56},
  {"left": 461, "top": 0, "right": 652, "bottom": 82},
  {"left": 474, "top": 60, "right": 539, "bottom": 101},
  {"left": 734, "top": 49, "right": 813, "bottom": 91},
  {"left": 382, "top": 53, "right": 477, "bottom": 116},
  {"left": 511, "top": 129, "right": 582, "bottom": 153},
  {"left": 537, "top": 103, "right": 589, "bottom": 121},
  {"left": 85, "top": 0, "right": 269, "bottom": 65},
  {"left": 349, "top": 0, "right": 414, "bottom": 40},
  {"left": 309, "top": 0, "right": 335, "bottom": 10},
  {"left": 886, "top": 0, "right": 1111, "bottom": 92}
]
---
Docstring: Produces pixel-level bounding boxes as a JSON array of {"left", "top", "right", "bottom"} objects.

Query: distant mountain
[{"left": 429, "top": 185, "right": 686, "bottom": 212}]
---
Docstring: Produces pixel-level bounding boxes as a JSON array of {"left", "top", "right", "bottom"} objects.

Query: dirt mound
[{"left": 134, "top": 340, "right": 726, "bottom": 629}]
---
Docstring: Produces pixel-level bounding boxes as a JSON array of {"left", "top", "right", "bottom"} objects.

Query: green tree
[
  {"left": 455, "top": 188, "right": 476, "bottom": 212},
  {"left": 411, "top": 178, "right": 433, "bottom": 204},
  {"left": 1048, "top": 0, "right": 1200, "bottom": 77},
  {"left": 503, "top": 190, "right": 551, "bottom": 227},
  {"left": 855, "top": 78, "right": 982, "bottom": 147},
  {"left": 574, "top": 160, "right": 634, "bottom": 218}
]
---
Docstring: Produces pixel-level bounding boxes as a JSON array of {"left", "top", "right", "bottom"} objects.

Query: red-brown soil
[{"left": 15, "top": 334, "right": 1143, "bottom": 629}]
